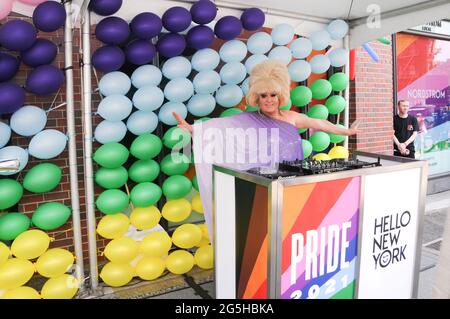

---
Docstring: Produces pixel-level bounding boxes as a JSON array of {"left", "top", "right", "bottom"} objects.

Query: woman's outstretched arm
[
  {"left": 289, "top": 111, "right": 361, "bottom": 136},
  {"left": 172, "top": 112, "right": 193, "bottom": 134}
]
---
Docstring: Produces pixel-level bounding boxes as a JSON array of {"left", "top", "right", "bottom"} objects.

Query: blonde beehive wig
[{"left": 246, "top": 60, "right": 291, "bottom": 108}]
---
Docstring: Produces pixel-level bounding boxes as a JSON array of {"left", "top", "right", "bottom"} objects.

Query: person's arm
[
  {"left": 393, "top": 132, "right": 407, "bottom": 153},
  {"left": 291, "top": 111, "right": 361, "bottom": 136},
  {"left": 172, "top": 112, "right": 193, "bottom": 134},
  {"left": 404, "top": 131, "right": 417, "bottom": 148}
]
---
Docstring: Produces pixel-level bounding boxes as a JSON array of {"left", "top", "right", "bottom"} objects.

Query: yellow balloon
[
  {"left": 166, "top": 250, "right": 194, "bottom": 275},
  {"left": 140, "top": 231, "right": 172, "bottom": 257},
  {"left": 130, "top": 206, "right": 161, "bottom": 230},
  {"left": 36, "top": 248, "right": 74, "bottom": 278},
  {"left": 328, "top": 146, "right": 349, "bottom": 159},
  {"left": 198, "top": 223, "right": 209, "bottom": 240},
  {"left": 172, "top": 224, "right": 202, "bottom": 249},
  {"left": 162, "top": 198, "right": 191, "bottom": 222},
  {"left": 196, "top": 237, "right": 210, "bottom": 247},
  {"left": 96, "top": 213, "right": 130, "bottom": 239},
  {"left": 11, "top": 229, "right": 51, "bottom": 260},
  {"left": 0, "top": 258, "right": 35, "bottom": 290},
  {"left": 0, "top": 242, "right": 10, "bottom": 266},
  {"left": 41, "top": 274, "right": 79, "bottom": 299},
  {"left": 191, "top": 194, "right": 203, "bottom": 214},
  {"left": 135, "top": 256, "right": 165, "bottom": 280},
  {"left": 313, "top": 153, "right": 331, "bottom": 161},
  {"left": 194, "top": 245, "right": 214, "bottom": 269},
  {"left": 100, "top": 262, "right": 134, "bottom": 287},
  {"left": 104, "top": 237, "right": 139, "bottom": 263},
  {"left": 1, "top": 286, "right": 41, "bottom": 299}
]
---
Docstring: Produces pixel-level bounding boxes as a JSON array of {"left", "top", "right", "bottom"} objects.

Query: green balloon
[
  {"left": 298, "top": 128, "right": 307, "bottom": 134},
  {"left": 220, "top": 108, "right": 243, "bottom": 117},
  {"left": 329, "top": 73, "right": 349, "bottom": 92},
  {"left": 95, "top": 166, "right": 128, "bottom": 189},
  {"left": 163, "top": 127, "right": 191, "bottom": 150},
  {"left": 290, "top": 86, "right": 312, "bottom": 107},
  {"left": 162, "top": 175, "right": 192, "bottom": 200},
  {"left": 130, "top": 133, "right": 162, "bottom": 160},
  {"left": 161, "top": 153, "right": 190, "bottom": 176},
  {"left": 0, "top": 213, "right": 31, "bottom": 241},
  {"left": 245, "top": 105, "right": 258, "bottom": 112},
  {"left": 32, "top": 202, "right": 71, "bottom": 231},
  {"left": 280, "top": 99, "right": 292, "bottom": 110},
  {"left": 307, "top": 104, "right": 329, "bottom": 120},
  {"left": 23, "top": 163, "right": 62, "bottom": 193},
  {"left": 310, "top": 79, "right": 332, "bottom": 100},
  {"left": 309, "top": 132, "right": 331, "bottom": 152},
  {"left": 93, "top": 143, "right": 129, "bottom": 168},
  {"left": 130, "top": 182, "right": 162, "bottom": 207},
  {"left": 329, "top": 124, "right": 346, "bottom": 143},
  {"left": 96, "top": 189, "right": 129, "bottom": 215},
  {"left": 302, "top": 140, "right": 313, "bottom": 158},
  {"left": 128, "top": 159, "right": 160, "bottom": 183},
  {"left": 325, "top": 95, "right": 346, "bottom": 115},
  {"left": 0, "top": 179, "right": 23, "bottom": 210},
  {"left": 192, "top": 175, "right": 199, "bottom": 192},
  {"left": 194, "top": 117, "right": 211, "bottom": 123}
]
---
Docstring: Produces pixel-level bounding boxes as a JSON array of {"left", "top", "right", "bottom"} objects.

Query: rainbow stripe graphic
[{"left": 280, "top": 177, "right": 360, "bottom": 299}]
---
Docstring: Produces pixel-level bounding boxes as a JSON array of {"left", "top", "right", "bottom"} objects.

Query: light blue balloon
[
  {"left": 290, "top": 37, "right": 312, "bottom": 59},
  {"left": 328, "top": 48, "right": 348, "bottom": 67},
  {"left": 310, "top": 30, "right": 331, "bottom": 51},
  {"left": 288, "top": 60, "right": 311, "bottom": 82},
  {"left": 159, "top": 101, "right": 187, "bottom": 126},
  {"left": 164, "top": 78, "right": 194, "bottom": 103},
  {"left": 191, "top": 48, "right": 220, "bottom": 72},
  {"left": 97, "top": 95, "right": 133, "bottom": 121},
  {"left": 247, "top": 32, "right": 272, "bottom": 55},
  {"left": 132, "top": 85, "right": 164, "bottom": 111},
  {"left": 271, "top": 23, "right": 294, "bottom": 46},
  {"left": 219, "top": 40, "right": 247, "bottom": 63},
  {"left": 244, "top": 54, "right": 268, "bottom": 74},
  {"left": 98, "top": 71, "right": 131, "bottom": 96},
  {"left": 126, "top": 110, "right": 158, "bottom": 136},
  {"left": 215, "top": 84, "right": 243, "bottom": 108},
  {"left": 187, "top": 94, "right": 216, "bottom": 117},
  {"left": 94, "top": 120, "right": 127, "bottom": 144},
  {"left": 28, "top": 129, "right": 67, "bottom": 160},
  {"left": 131, "top": 65, "right": 162, "bottom": 89},
  {"left": 310, "top": 54, "right": 331, "bottom": 74},
  {"left": 327, "top": 19, "right": 349, "bottom": 40},
  {"left": 10, "top": 105, "right": 47, "bottom": 137},
  {"left": 241, "top": 77, "right": 249, "bottom": 95},
  {"left": 0, "top": 146, "right": 28, "bottom": 175},
  {"left": 268, "top": 46, "right": 292, "bottom": 65},
  {"left": 193, "top": 70, "right": 221, "bottom": 94},
  {"left": 220, "top": 62, "right": 246, "bottom": 85},
  {"left": 162, "top": 56, "right": 192, "bottom": 80},
  {"left": 0, "top": 122, "right": 11, "bottom": 148}
]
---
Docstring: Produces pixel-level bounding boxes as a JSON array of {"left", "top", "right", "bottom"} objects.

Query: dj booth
[{"left": 212, "top": 152, "right": 428, "bottom": 299}]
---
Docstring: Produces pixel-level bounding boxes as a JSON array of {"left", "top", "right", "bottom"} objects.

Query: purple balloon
[
  {"left": 89, "top": 0, "right": 123, "bottom": 16},
  {"left": 95, "top": 16, "right": 130, "bottom": 45},
  {"left": 156, "top": 33, "right": 186, "bottom": 58},
  {"left": 26, "top": 65, "right": 65, "bottom": 96},
  {"left": 92, "top": 45, "right": 125, "bottom": 73},
  {"left": 186, "top": 25, "right": 214, "bottom": 50},
  {"left": 126, "top": 39, "right": 156, "bottom": 65},
  {"left": 130, "top": 12, "right": 162, "bottom": 40},
  {"left": 0, "top": 83, "right": 25, "bottom": 115},
  {"left": 21, "top": 39, "right": 58, "bottom": 67},
  {"left": 241, "top": 8, "right": 265, "bottom": 31},
  {"left": 214, "top": 16, "right": 242, "bottom": 41},
  {"left": 0, "top": 52, "right": 20, "bottom": 82},
  {"left": 162, "top": 7, "right": 191, "bottom": 33},
  {"left": 33, "top": 1, "right": 66, "bottom": 32},
  {"left": 190, "top": 0, "right": 217, "bottom": 24},
  {"left": 0, "top": 20, "right": 37, "bottom": 52}
]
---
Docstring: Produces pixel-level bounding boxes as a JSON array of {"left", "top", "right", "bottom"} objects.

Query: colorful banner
[
  {"left": 396, "top": 33, "right": 450, "bottom": 176},
  {"left": 280, "top": 177, "right": 360, "bottom": 299}
]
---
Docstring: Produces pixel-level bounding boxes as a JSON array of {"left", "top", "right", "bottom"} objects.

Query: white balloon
[
  {"left": 191, "top": 48, "right": 220, "bottom": 72},
  {"left": 327, "top": 19, "right": 349, "bottom": 40},
  {"left": 310, "top": 54, "right": 331, "bottom": 74},
  {"left": 247, "top": 32, "right": 273, "bottom": 55},
  {"left": 132, "top": 85, "right": 164, "bottom": 111},
  {"left": 94, "top": 120, "right": 127, "bottom": 144},
  {"left": 162, "top": 56, "right": 192, "bottom": 80},
  {"left": 219, "top": 62, "right": 246, "bottom": 85},
  {"left": 215, "top": 84, "right": 243, "bottom": 108},
  {"left": 327, "top": 48, "right": 349, "bottom": 67},
  {"left": 268, "top": 46, "right": 292, "bottom": 65},
  {"left": 164, "top": 78, "right": 194, "bottom": 103},
  {"left": 193, "top": 70, "right": 221, "bottom": 94},
  {"left": 0, "top": 122, "right": 11, "bottom": 148},
  {"left": 244, "top": 54, "right": 268, "bottom": 74},
  {"left": 187, "top": 94, "right": 216, "bottom": 117},
  {"left": 99, "top": 71, "right": 131, "bottom": 96},
  {"left": 131, "top": 65, "right": 162, "bottom": 88},
  {"left": 310, "top": 30, "right": 331, "bottom": 51},
  {"left": 271, "top": 24, "right": 294, "bottom": 46},
  {"left": 158, "top": 102, "right": 187, "bottom": 126},
  {"left": 97, "top": 95, "right": 133, "bottom": 121},
  {"left": 28, "top": 129, "right": 67, "bottom": 160},
  {"left": 240, "top": 77, "right": 250, "bottom": 95},
  {"left": 10, "top": 105, "right": 47, "bottom": 137},
  {"left": 126, "top": 111, "right": 158, "bottom": 136},
  {"left": 0, "top": 146, "right": 28, "bottom": 175},
  {"left": 288, "top": 60, "right": 311, "bottom": 82},
  {"left": 290, "top": 37, "right": 312, "bottom": 59},
  {"left": 219, "top": 40, "right": 247, "bottom": 63}
]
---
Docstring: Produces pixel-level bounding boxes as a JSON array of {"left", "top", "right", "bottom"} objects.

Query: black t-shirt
[{"left": 393, "top": 115, "right": 419, "bottom": 152}]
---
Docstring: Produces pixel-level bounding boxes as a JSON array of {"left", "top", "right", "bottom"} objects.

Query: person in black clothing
[{"left": 393, "top": 100, "right": 419, "bottom": 158}]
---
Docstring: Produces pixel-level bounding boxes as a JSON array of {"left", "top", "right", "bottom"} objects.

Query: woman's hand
[
  {"left": 172, "top": 112, "right": 193, "bottom": 134},
  {"left": 348, "top": 119, "right": 362, "bottom": 136}
]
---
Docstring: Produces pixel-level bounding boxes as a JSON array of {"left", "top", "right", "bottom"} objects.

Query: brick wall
[{"left": 349, "top": 40, "right": 394, "bottom": 155}]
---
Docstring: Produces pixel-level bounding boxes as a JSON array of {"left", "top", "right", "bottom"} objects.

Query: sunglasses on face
[{"left": 259, "top": 93, "right": 278, "bottom": 99}]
